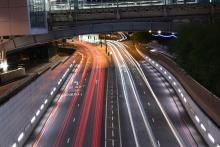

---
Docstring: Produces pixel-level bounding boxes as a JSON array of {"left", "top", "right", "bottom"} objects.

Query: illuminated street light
[
  {"left": 0, "top": 60, "right": 8, "bottom": 72},
  {"left": 148, "top": 30, "right": 152, "bottom": 33},
  {"left": 158, "top": 30, "right": 162, "bottom": 34}
]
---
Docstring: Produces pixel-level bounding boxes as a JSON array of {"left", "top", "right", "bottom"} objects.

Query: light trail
[
  {"left": 91, "top": 68, "right": 105, "bottom": 147},
  {"left": 109, "top": 40, "right": 185, "bottom": 147},
  {"left": 72, "top": 42, "right": 106, "bottom": 147},
  {"left": 54, "top": 54, "right": 90, "bottom": 147},
  {"left": 33, "top": 54, "right": 84, "bottom": 147},
  {"left": 108, "top": 41, "right": 158, "bottom": 147},
  {"left": 107, "top": 42, "right": 141, "bottom": 147},
  {"left": 132, "top": 44, "right": 187, "bottom": 147}
]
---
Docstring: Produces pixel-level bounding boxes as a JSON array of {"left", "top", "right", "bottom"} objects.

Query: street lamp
[
  {"left": 158, "top": 30, "right": 162, "bottom": 34},
  {"left": 0, "top": 60, "right": 8, "bottom": 72}
]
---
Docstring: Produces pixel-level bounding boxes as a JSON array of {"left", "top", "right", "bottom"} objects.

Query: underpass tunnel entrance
[{"left": 6, "top": 44, "right": 55, "bottom": 71}]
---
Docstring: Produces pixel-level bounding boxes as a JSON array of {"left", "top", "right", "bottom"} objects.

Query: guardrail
[
  {"left": 137, "top": 47, "right": 220, "bottom": 146},
  {"left": 11, "top": 62, "right": 75, "bottom": 147}
]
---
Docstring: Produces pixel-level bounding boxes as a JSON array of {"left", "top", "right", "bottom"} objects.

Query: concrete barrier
[
  {"left": 0, "top": 68, "right": 26, "bottom": 84},
  {"left": 0, "top": 73, "right": 38, "bottom": 105}
]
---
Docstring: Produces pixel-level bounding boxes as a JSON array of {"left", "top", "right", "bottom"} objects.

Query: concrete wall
[{"left": 0, "top": 68, "right": 26, "bottom": 84}]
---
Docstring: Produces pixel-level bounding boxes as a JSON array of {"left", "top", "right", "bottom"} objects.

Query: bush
[{"left": 170, "top": 23, "right": 220, "bottom": 97}]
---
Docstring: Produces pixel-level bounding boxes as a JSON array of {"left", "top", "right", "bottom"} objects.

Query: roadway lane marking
[
  {"left": 157, "top": 140, "right": 160, "bottom": 147},
  {"left": 108, "top": 41, "right": 141, "bottom": 147},
  {"left": 67, "top": 137, "right": 70, "bottom": 143},
  {"left": 136, "top": 47, "right": 185, "bottom": 147},
  {"left": 112, "top": 139, "right": 115, "bottom": 147},
  {"left": 112, "top": 130, "right": 114, "bottom": 137},
  {"left": 73, "top": 118, "right": 75, "bottom": 123},
  {"left": 152, "top": 118, "right": 155, "bottom": 123},
  {"left": 148, "top": 102, "right": 151, "bottom": 106}
]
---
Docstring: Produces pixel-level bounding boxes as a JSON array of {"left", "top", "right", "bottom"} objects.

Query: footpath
[{"left": 0, "top": 55, "right": 69, "bottom": 105}]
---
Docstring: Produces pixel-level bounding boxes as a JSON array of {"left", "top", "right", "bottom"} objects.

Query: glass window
[{"left": 29, "top": 0, "right": 47, "bottom": 28}]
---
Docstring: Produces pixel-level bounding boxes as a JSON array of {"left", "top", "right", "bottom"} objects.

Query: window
[{"left": 29, "top": 0, "right": 47, "bottom": 28}]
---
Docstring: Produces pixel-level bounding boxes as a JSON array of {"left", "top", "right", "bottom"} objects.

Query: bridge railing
[{"left": 47, "top": 0, "right": 199, "bottom": 11}]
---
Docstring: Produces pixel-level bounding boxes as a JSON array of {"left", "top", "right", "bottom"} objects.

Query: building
[{"left": 0, "top": 0, "right": 48, "bottom": 36}]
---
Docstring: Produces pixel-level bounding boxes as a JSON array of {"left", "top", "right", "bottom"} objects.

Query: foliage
[
  {"left": 130, "top": 32, "right": 151, "bottom": 43},
  {"left": 170, "top": 23, "right": 220, "bottom": 97}
]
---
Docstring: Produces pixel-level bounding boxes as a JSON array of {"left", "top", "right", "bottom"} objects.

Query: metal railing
[{"left": 47, "top": 0, "right": 199, "bottom": 11}]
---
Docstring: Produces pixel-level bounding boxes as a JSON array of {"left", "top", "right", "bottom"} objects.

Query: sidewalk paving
[{"left": 0, "top": 54, "right": 69, "bottom": 104}]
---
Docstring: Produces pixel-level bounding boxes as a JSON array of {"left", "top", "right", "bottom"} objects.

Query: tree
[{"left": 170, "top": 23, "right": 220, "bottom": 97}]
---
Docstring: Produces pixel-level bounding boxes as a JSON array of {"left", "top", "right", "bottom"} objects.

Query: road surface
[
  {"left": 25, "top": 41, "right": 107, "bottom": 147},
  {"left": 106, "top": 40, "right": 207, "bottom": 147},
  {"left": 21, "top": 40, "right": 208, "bottom": 147}
]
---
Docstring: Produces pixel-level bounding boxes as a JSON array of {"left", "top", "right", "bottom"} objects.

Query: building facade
[{"left": 0, "top": 0, "right": 48, "bottom": 36}]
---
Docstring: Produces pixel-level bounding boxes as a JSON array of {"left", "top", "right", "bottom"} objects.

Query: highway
[
  {"left": 25, "top": 41, "right": 107, "bottom": 147},
  {"left": 0, "top": 50, "right": 78, "bottom": 146},
  {"left": 5, "top": 38, "right": 209, "bottom": 147},
  {"left": 106, "top": 40, "right": 207, "bottom": 147},
  {"left": 107, "top": 40, "right": 182, "bottom": 147}
]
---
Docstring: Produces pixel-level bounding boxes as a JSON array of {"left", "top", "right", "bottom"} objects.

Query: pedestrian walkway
[{"left": 0, "top": 54, "right": 69, "bottom": 104}]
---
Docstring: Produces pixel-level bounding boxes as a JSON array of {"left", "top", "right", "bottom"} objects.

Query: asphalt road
[
  {"left": 25, "top": 42, "right": 107, "bottom": 147},
  {"left": 107, "top": 40, "right": 181, "bottom": 147},
  {"left": 21, "top": 39, "right": 207, "bottom": 147},
  {"left": 0, "top": 51, "right": 77, "bottom": 146},
  {"left": 106, "top": 40, "right": 207, "bottom": 147},
  {"left": 140, "top": 61, "right": 207, "bottom": 147}
]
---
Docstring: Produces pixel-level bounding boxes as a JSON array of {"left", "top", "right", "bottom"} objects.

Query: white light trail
[
  {"left": 109, "top": 40, "right": 184, "bottom": 147},
  {"left": 135, "top": 44, "right": 185, "bottom": 147},
  {"left": 107, "top": 42, "right": 140, "bottom": 147}
]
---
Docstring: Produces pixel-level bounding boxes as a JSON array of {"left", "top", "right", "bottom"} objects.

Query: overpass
[{"left": 1, "top": 3, "right": 220, "bottom": 53}]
